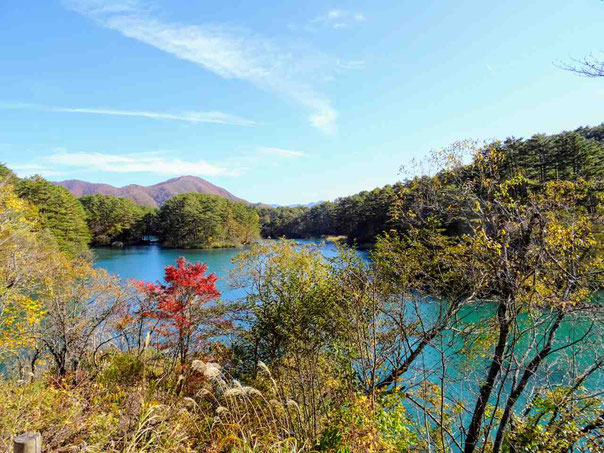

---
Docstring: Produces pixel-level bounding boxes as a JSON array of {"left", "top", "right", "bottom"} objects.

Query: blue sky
[{"left": 1, "top": 0, "right": 603, "bottom": 204}]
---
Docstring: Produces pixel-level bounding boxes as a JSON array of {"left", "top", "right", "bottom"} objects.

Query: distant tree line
[
  {"left": 257, "top": 185, "right": 399, "bottom": 245},
  {"left": 258, "top": 124, "right": 604, "bottom": 245},
  {"left": 79, "top": 194, "right": 156, "bottom": 246},
  {"left": 156, "top": 193, "right": 260, "bottom": 248}
]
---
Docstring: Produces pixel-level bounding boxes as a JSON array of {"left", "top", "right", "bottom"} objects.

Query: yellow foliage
[{"left": 0, "top": 184, "right": 50, "bottom": 359}]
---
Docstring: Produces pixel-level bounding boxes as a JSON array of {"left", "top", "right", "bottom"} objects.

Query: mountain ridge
[{"left": 55, "top": 175, "right": 251, "bottom": 208}]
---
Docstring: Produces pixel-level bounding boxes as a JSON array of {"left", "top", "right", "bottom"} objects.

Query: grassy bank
[{"left": 0, "top": 352, "right": 411, "bottom": 452}]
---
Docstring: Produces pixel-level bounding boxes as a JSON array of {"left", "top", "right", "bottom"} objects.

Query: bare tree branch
[{"left": 556, "top": 55, "right": 604, "bottom": 78}]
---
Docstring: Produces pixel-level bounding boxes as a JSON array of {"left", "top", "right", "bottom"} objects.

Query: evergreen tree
[
  {"left": 0, "top": 164, "right": 17, "bottom": 183},
  {"left": 157, "top": 193, "right": 259, "bottom": 248},
  {"left": 16, "top": 176, "right": 91, "bottom": 255},
  {"left": 80, "top": 194, "right": 153, "bottom": 245}
]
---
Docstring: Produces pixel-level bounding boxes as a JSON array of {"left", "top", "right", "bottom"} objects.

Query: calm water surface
[{"left": 93, "top": 239, "right": 368, "bottom": 299}]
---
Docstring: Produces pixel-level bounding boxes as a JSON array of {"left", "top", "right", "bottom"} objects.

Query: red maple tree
[{"left": 135, "top": 257, "right": 227, "bottom": 365}]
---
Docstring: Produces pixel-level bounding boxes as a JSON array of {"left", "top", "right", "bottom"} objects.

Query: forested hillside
[
  {"left": 258, "top": 124, "right": 604, "bottom": 244},
  {"left": 1, "top": 125, "right": 602, "bottom": 451},
  {"left": 3, "top": 124, "right": 603, "bottom": 252},
  {"left": 14, "top": 175, "right": 91, "bottom": 256},
  {"left": 79, "top": 194, "right": 156, "bottom": 246},
  {"left": 0, "top": 168, "right": 260, "bottom": 249},
  {"left": 576, "top": 123, "right": 604, "bottom": 143},
  {"left": 157, "top": 193, "right": 260, "bottom": 248}
]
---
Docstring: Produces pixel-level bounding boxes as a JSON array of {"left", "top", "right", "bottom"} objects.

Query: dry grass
[
  {"left": 0, "top": 352, "right": 412, "bottom": 452},
  {"left": 0, "top": 354, "right": 311, "bottom": 452}
]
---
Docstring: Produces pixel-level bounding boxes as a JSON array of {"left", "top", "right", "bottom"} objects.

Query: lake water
[
  {"left": 93, "top": 239, "right": 601, "bottom": 425},
  {"left": 93, "top": 239, "right": 368, "bottom": 299}
]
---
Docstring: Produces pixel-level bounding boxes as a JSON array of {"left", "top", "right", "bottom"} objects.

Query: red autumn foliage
[{"left": 135, "top": 257, "right": 228, "bottom": 364}]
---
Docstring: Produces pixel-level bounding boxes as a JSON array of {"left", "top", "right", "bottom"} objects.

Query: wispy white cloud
[
  {"left": 337, "top": 59, "right": 366, "bottom": 70},
  {"left": 311, "top": 9, "right": 366, "bottom": 30},
  {"left": 258, "top": 147, "right": 308, "bottom": 158},
  {"left": 12, "top": 149, "right": 242, "bottom": 178},
  {"left": 9, "top": 163, "right": 66, "bottom": 178},
  {"left": 48, "top": 150, "right": 239, "bottom": 176},
  {"left": 65, "top": 0, "right": 338, "bottom": 134},
  {"left": 0, "top": 102, "right": 256, "bottom": 126},
  {"left": 7, "top": 143, "right": 314, "bottom": 180}
]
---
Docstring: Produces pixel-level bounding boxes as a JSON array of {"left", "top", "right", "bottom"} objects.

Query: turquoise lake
[
  {"left": 93, "top": 239, "right": 600, "bottom": 406},
  {"left": 93, "top": 239, "right": 369, "bottom": 298}
]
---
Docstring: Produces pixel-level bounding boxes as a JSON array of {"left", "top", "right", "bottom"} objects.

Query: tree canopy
[
  {"left": 80, "top": 194, "right": 155, "bottom": 245},
  {"left": 157, "top": 193, "right": 260, "bottom": 248},
  {"left": 15, "top": 176, "right": 90, "bottom": 256},
  {"left": 258, "top": 125, "right": 604, "bottom": 245}
]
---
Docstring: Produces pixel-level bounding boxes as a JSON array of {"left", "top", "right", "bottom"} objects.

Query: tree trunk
[
  {"left": 492, "top": 312, "right": 564, "bottom": 453},
  {"left": 464, "top": 301, "right": 511, "bottom": 453}
]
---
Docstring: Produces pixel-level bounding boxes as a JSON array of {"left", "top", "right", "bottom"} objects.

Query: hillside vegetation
[
  {"left": 157, "top": 193, "right": 260, "bottom": 248},
  {"left": 15, "top": 175, "right": 91, "bottom": 256},
  {"left": 79, "top": 194, "right": 156, "bottom": 246},
  {"left": 259, "top": 124, "right": 604, "bottom": 245},
  {"left": 0, "top": 169, "right": 260, "bottom": 249},
  {"left": 79, "top": 192, "right": 260, "bottom": 248},
  {"left": 0, "top": 124, "right": 603, "bottom": 452}
]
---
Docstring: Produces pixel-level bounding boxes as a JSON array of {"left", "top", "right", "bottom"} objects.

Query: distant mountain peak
[
  {"left": 55, "top": 176, "right": 248, "bottom": 208},
  {"left": 156, "top": 175, "right": 198, "bottom": 184}
]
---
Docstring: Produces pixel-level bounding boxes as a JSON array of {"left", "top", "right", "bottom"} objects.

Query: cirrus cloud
[
  {"left": 258, "top": 147, "right": 308, "bottom": 158},
  {"left": 64, "top": 0, "right": 338, "bottom": 134},
  {"left": 11, "top": 149, "right": 242, "bottom": 178},
  {"left": 311, "top": 10, "right": 366, "bottom": 30},
  {"left": 0, "top": 102, "right": 257, "bottom": 126}
]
